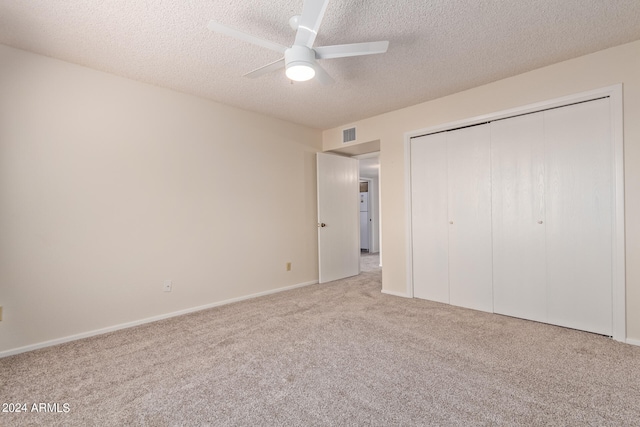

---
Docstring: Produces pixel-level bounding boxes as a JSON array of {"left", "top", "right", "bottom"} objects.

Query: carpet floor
[{"left": 2, "top": 253, "right": 640, "bottom": 426}]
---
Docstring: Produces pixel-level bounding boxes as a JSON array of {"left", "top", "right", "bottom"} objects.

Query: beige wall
[
  {"left": 0, "top": 45, "right": 322, "bottom": 354},
  {"left": 323, "top": 39, "right": 640, "bottom": 342}
]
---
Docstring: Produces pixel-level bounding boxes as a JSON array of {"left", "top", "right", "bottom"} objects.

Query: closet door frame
[{"left": 404, "top": 84, "right": 625, "bottom": 342}]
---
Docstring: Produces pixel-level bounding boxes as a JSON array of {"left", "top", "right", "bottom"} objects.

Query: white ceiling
[{"left": 1, "top": 1, "right": 639, "bottom": 130}]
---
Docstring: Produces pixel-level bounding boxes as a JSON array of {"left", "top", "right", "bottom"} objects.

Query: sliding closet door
[
  {"left": 447, "top": 124, "right": 493, "bottom": 312},
  {"left": 411, "top": 133, "right": 449, "bottom": 303},
  {"left": 491, "top": 113, "right": 547, "bottom": 323},
  {"left": 544, "top": 99, "right": 612, "bottom": 335}
]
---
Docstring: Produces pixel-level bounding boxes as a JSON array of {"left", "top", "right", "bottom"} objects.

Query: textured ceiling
[{"left": 1, "top": 1, "right": 639, "bottom": 130}]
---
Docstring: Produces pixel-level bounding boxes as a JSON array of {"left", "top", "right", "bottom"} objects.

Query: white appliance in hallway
[{"left": 360, "top": 190, "right": 369, "bottom": 251}]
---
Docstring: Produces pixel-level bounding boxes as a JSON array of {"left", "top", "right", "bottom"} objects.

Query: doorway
[
  {"left": 318, "top": 147, "right": 381, "bottom": 282},
  {"left": 355, "top": 153, "right": 381, "bottom": 269}
]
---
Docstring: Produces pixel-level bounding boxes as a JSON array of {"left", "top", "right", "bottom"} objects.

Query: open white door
[{"left": 317, "top": 153, "right": 360, "bottom": 283}]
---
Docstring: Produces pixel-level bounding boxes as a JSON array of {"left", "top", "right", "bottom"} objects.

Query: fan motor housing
[{"left": 285, "top": 45, "right": 316, "bottom": 67}]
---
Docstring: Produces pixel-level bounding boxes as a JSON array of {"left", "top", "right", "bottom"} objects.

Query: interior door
[
  {"left": 410, "top": 132, "right": 450, "bottom": 303},
  {"left": 317, "top": 153, "right": 360, "bottom": 283},
  {"left": 544, "top": 98, "right": 612, "bottom": 335},
  {"left": 446, "top": 124, "right": 493, "bottom": 313},
  {"left": 491, "top": 112, "right": 547, "bottom": 323}
]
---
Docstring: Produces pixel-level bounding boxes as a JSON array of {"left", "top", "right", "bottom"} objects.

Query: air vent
[{"left": 343, "top": 127, "right": 356, "bottom": 143}]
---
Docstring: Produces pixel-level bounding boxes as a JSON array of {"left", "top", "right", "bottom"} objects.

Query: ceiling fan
[{"left": 208, "top": 0, "right": 389, "bottom": 84}]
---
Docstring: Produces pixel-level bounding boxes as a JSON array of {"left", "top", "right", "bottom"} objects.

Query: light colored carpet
[
  {"left": 2, "top": 253, "right": 640, "bottom": 426},
  {"left": 360, "top": 251, "right": 381, "bottom": 272}
]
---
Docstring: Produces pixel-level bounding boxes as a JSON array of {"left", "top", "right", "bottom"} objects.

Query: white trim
[
  {"left": 378, "top": 156, "right": 383, "bottom": 269},
  {"left": 357, "top": 167, "right": 362, "bottom": 276},
  {"left": 381, "top": 289, "right": 410, "bottom": 298},
  {"left": 404, "top": 136, "right": 414, "bottom": 298},
  {"left": 610, "top": 84, "right": 626, "bottom": 342},
  {"left": 316, "top": 153, "right": 322, "bottom": 283},
  {"left": 626, "top": 338, "right": 640, "bottom": 347},
  {"left": 404, "top": 84, "right": 626, "bottom": 342},
  {"left": 0, "top": 280, "right": 318, "bottom": 359}
]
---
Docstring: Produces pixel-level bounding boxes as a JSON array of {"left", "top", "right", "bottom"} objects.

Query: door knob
[{"left": 538, "top": 220, "right": 543, "bottom": 224}]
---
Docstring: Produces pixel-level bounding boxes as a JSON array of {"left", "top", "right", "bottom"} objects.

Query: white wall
[
  {"left": 0, "top": 45, "right": 322, "bottom": 354},
  {"left": 322, "top": 39, "right": 640, "bottom": 342}
]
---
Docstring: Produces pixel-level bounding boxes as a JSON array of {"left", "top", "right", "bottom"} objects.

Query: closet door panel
[
  {"left": 411, "top": 133, "right": 449, "bottom": 303},
  {"left": 544, "top": 98, "right": 612, "bottom": 335},
  {"left": 447, "top": 124, "right": 493, "bottom": 312},
  {"left": 491, "top": 113, "right": 547, "bottom": 322}
]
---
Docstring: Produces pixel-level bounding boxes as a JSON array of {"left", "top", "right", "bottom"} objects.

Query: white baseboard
[
  {"left": 0, "top": 279, "right": 318, "bottom": 359},
  {"left": 626, "top": 338, "right": 640, "bottom": 347},
  {"left": 381, "top": 289, "right": 410, "bottom": 298}
]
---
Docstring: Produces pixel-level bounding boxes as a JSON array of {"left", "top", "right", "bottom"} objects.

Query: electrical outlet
[
  {"left": 163, "top": 280, "right": 172, "bottom": 292},
  {"left": 286, "top": 262, "right": 292, "bottom": 271}
]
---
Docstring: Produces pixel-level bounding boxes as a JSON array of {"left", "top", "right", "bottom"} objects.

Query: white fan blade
[
  {"left": 313, "top": 62, "right": 334, "bottom": 85},
  {"left": 315, "top": 41, "right": 389, "bottom": 59},
  {"left": 243, "top": 58, "right": 285, "bottom": 79},
  {"left": 294, "top": 0, "right": 329, "bottom": 48},
  {"left": 208, "top": 20, "right": 287, "bottom": 54}
]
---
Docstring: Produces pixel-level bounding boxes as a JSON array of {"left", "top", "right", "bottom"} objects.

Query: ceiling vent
[{"left": 343, "top": 127, "right": 356, "bottom": 143}]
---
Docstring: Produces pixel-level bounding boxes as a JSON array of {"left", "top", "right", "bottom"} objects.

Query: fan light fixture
[
  {"left": 286, "top": 63, "right": 315, "bottom": 81},
  {"left": 208, "top": 0, "right": 390, "bottom": 84},
  {"left": 285, "top": 46, "right": 316, "bottom": 82}
]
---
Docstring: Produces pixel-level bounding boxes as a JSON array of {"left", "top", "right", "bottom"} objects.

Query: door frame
[
  {"left": 358, "top": 176, "right": 382, "bottom": 255},
  {"left": 353, "top": 151, "right": 382, "bottom": 262},
  {"left": 404, "top": 84, "right": 625, "bottom": 342}
]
